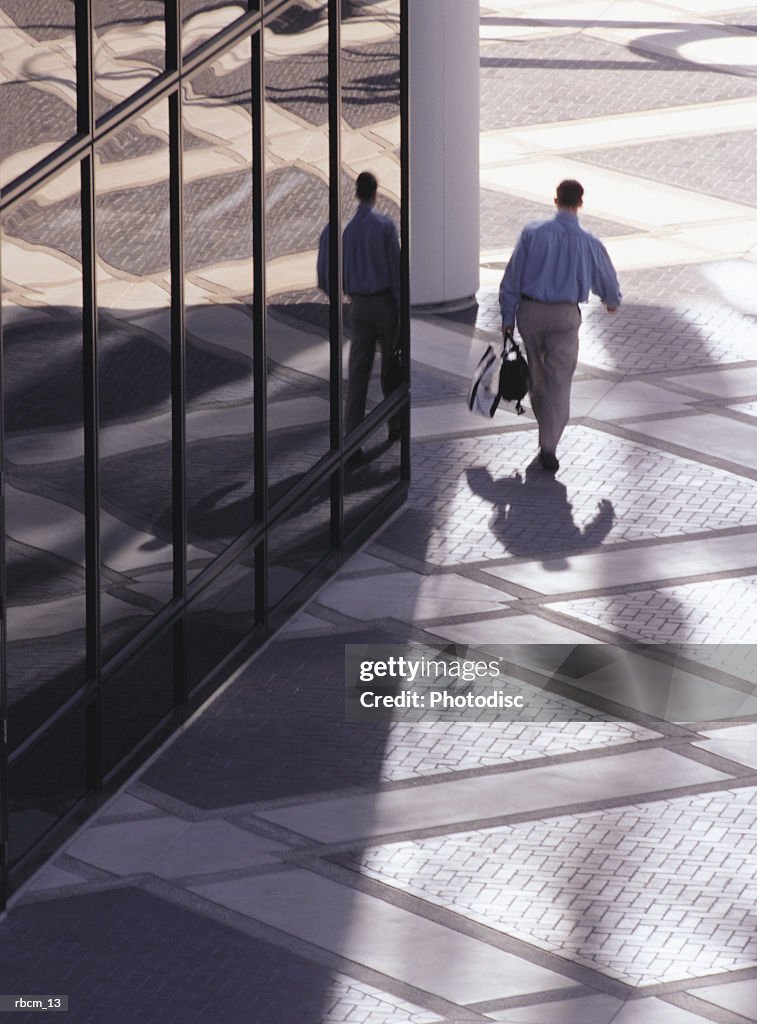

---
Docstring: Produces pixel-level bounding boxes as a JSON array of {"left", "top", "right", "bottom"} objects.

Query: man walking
[
  {"left": 318, "top": 171, "right": 401, "bottom": 456},
  {"left": 499, "top": 179, "right": 621, "bottom": 471}
]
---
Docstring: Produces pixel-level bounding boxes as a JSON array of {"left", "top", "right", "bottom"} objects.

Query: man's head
[
  {"left": 356, "top": 171, "right": 378, "bottom": 204},
  {"left": 554, "top": 179, "right": 584, "bottom": 211}
]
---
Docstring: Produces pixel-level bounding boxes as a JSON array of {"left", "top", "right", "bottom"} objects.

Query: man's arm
[
  {"left": 499, "top": 231, "right": 528, "bottom": 331},
  {"left": 591, "top": 239, "right": 621, "bottom": 311}
]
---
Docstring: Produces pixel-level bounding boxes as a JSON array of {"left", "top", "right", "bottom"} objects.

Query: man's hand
[
  {"left": 502, "top": 324, "right": 514, "bottom": 340},
  {"left": 606, "top": 306, "right": 617, "bottom": 313}
]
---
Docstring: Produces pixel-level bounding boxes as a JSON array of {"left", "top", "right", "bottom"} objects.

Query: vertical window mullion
[
  {"left": 328, "top": 0, "right": 343, "bottom": 550},
  {"left": 167, "top": 1, "right": 186, "bottom": 704},
  {"left": 76, "top": 0, "right": 95, "bottom": 137},
  {"left": 0, "top": 224, "right": 8, "bottom": 909},
  {"left": 79, "top": 0, "right": 101, "bottom": 791},
  {"left": 169, "top": 85, "right": 187, "bottom": 704},
  {"left": 82, "top": 154, "right": 100, "bottom": 790},
  {"left": 252, "top": 30, "right": 268, "bottom": 623},
  {"left": 399, "top": 0, "right": 411, "bottom": 483},
  {"left": 166, "top": 0, "right": 181, "bottom": 72}
]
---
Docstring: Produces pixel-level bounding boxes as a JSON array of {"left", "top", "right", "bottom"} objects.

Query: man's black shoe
[{"left": 539, "top": 449, "right": 559, "bottom": 472}]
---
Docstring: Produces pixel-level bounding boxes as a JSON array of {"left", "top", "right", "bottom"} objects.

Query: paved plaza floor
[{"left": 3, "top": 1, "right": 757, "bottom": 1022}]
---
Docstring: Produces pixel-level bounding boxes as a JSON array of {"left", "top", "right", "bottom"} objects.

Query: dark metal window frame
[{"left": 0, "top": 0, "right": 409, "bottom": 909}]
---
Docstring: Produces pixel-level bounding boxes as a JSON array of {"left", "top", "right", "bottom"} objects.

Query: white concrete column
[{"left": 409, "top": 0, "right": 480, "bottom": 310}]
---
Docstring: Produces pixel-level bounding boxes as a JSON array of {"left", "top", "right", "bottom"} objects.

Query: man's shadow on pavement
[{"left": 467, "top": 464, "right": 615, "bottom": 563}]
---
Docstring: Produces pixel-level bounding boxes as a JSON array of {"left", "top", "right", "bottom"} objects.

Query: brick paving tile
[
  {"left": 378, "top": 428, "right": 757, "bottom": 566},
  {"left": 351, "top": 788, "right": 757, "bottom": 986},
  {"left": 2, "top": 306, "right": 255, "bottom": 434},
  {"left": 95, "top": 0, "right": 163, "bottom": 26},
  {"left": 0, "top": 0, "right": 73, "bottom": 40},
  {"left": 0, "top": 887, "right": 440, "bottom": 1023},
  {"left": 481, "top": 189, "right": 631, "bottom": 251},
  {"left": 472, "top": 263, "right": 757, "bottom": 374},
  {"left": 0, "top": 83, "right": 76, "bottom": 166},
  {"left": 264, "top": 37, "right": 400, "bottom": 130},
  {"left": 141, "top": 626, "right": 657, "bottom": 807},
  {"left": 97, "top": 122, "right": 170, "bottom": 164},
  {"left": 3, "top": 165, "right": 396, "bottom": 280},
  {"left": 550, "top": 575, "right": 757, "bottom": 644},
  {"left": 571, "top": 130, "right": 757, "bottom": 209},
  {"left": 480, "top": 34, "right": 757, "bottom": 132},
  {"left": 265, "top": 167, "right": 329, "bottom": 260}
]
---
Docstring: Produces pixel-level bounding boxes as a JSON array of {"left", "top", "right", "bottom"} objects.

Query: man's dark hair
[
  {"left": 356, "top": 171, "right": 378, "bottom": 202},
  {"left": 556, "top": 179, "right": 584, "bottom": 208}
]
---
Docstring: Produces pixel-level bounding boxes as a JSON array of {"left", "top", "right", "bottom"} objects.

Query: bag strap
[
  {"left": 501, "top": 327, "right": 527, "bottom": 415},
  {"left": 502, "top": 326, "right": 525, "bottom": 355}
]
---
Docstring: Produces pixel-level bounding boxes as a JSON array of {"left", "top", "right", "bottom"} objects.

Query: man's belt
[{"left": 521, "top": 293, "right": 576, "bottom": 304}]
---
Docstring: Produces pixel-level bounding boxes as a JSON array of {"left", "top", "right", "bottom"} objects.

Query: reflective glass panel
[
  {"left": 93, "top": 0, "right": 166, "bottom": 120},
  {"left": 7, "top": 707, "right": 88, "bottom": 867},
  {"left": 184, "top": 38, "right": 255, "bottom": 566},
  {"left": 182, "top": 0, "right": 248, "bottom": 55},
  {"left": 340, "top": 0, "right": 403, "bottom": 442},
  {"left": 264, "top": 1, "right": 331, "bottom": 501},
  {"left": 101, "top": 627, "right": 175, "bottom": 773},
  {"left": 96, "top": 102, "right": 173, "bottom": 664},
  {"left": 0, "top": 0, "right": 77, "bottom": 188},
  {"left": 2, "top": 163, "right": 86, "bottom": 751},
  {"left": 187, "top": 555, "right": 255, "bottom": 691},
  {"left": 268, "top": 477, "right": 331, "bottom": 608},
  {"left": 343, "top": 424, "right": 401, "bottom": 539}
]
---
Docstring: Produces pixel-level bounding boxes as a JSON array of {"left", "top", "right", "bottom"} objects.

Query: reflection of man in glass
[{"left": 318, "top": 171, "right": 401, "bottom": 459}]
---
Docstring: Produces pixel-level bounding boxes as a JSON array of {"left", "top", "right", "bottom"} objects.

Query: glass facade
[{"left": 0, "top": 0, "right": 408, "bottom": 906}]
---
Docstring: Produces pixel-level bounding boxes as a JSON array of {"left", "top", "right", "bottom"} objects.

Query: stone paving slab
[
  {"left": 316, "top": 570, "right": 513, "bottom": 622},
  {"left": 481, "top": 157, "right": 753, "bottom": 231},
  {"left": 694, "top": 736, "right": 757, "bottom": 772},
  {"left": 259, "top": 749, "right": 727, "bottom": 843},
  {"left": 624, "top": 412, "right": 757, "bottom": 472},
  {"left": 65, "top": 817, "right": 287, "bottom": 879},
  {"left": 694, "top": 977, "right": 757, "bottom": 1019},
  {"left": 428, "top": 613, "right": 604, "bottom": 648},
  {"left": 192, "top": 869, "right": 575, "bottom": 1005},
  {"left": 570, "top": 378, "right": 695, "bottom": 419},
  {"left": 664, "top": 365, "right": 757, "bottom": 399},
  {"left": 488, "top": 993, "right": 705, "bottom": 1023},
  {"left": 26, "top": 865, "right": 88, "bottom": 894},
  {"left": 482, "top": 532, "right": 757, "bottom": 596}
]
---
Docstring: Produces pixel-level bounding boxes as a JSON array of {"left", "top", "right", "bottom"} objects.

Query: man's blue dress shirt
[
  {"left": 317, "top": 202, "right": 400, "bottom": 305},
  {"left": 499, "top": 211, "right": 621, "bottom": 325}
]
